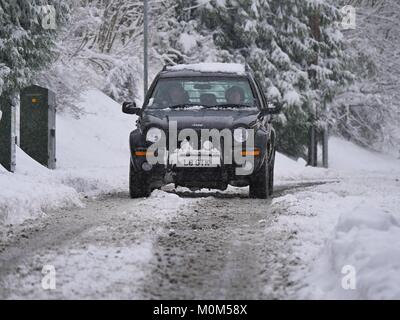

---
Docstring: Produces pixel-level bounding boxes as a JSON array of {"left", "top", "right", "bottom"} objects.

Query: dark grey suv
[{"left": 122, "top": 63, "right": 280, "bottom": 199}]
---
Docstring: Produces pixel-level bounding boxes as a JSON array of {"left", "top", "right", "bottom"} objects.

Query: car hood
[{"left": 141, "top": 108, "right": 260, "bottom": 131}]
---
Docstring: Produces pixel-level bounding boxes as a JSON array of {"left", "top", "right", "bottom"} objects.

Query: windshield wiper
[{"left": 169, "top": 103, "right": 204, "bottom": 109}]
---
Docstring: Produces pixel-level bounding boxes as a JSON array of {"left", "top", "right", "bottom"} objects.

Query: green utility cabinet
[
  {"left": 0, "top": 95, "right": 16, "bottom": 172},
  {"left": 20, "top": 85, "right": 56, "bottom": 169}
]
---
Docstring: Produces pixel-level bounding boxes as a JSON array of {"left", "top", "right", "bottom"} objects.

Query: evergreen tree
[
  {"left": 174, "top": 0, "right": 352, "bottom": 158},
  {"left": 153, "top": 0, "right": 224, "bottom": 65},
  {"left": 0, "top": 0, "right": 70, "bottom": 97}
]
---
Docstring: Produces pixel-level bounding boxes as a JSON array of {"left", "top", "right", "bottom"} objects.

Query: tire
[
  {"left": 268, "top": 150, "right": 275, "bottom": 196},
  {"left": 129, "top": 161, "right": 151, "bottom": 198},
  {"left": 249, "top": 157, "right": 269, "bottom": 199}
]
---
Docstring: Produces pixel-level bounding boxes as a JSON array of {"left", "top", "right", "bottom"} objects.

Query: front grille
[{"left": 166, "top": 129, "right": 227, "bottom": 152}]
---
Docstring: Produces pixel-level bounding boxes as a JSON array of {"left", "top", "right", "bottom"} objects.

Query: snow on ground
[
  {"left": 0, "top": 89, "right": 135, "bottom": 225},
  {"left": 1, "top": 90, "right": 400, "bottom": 299},
  {"left": 0, "top": 164, "right": 82, "bottom": 226},
  {"left": 2, "top": 242, "right": 154, "bottom": 299},
  {"left": 271, "top": 137, "right": 400, "bottom": 299},
  {"left": 0, "top": 185, "right": 191, "bottom": 299},
  {"left": 275, "top": 152, "right": 334, "bottom": 182}
]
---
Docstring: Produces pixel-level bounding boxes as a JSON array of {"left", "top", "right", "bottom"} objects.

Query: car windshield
[{"left": 147, "top": 77, "right": 257, "bottom": 110}]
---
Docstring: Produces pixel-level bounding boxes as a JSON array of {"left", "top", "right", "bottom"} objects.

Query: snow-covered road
[
  {"left": 1, "top": 90, "right": 400, "bottom": 299},
  {"left": 0, "top": 181, "right": 331, "bottom": 299}
]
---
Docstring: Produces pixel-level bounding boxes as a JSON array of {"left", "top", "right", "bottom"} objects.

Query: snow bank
[
  {"left": 0, "top": 89, "right": 135, "bottom": 225},
  {"left": 275, "top": 136, "right": 400, "bottom": 182},
  {"left": 295, "top": 184, "right": 400, "bottom": 299},
  {"left": 0, "top": 169, "right": 81, "bottom": 225},
  {"left": 167, "top": 63, "right": 245, "bottom": 74},
  {"left": 272, "top": 137, "right": 400, "bottom": 299},
  {"left": 329, "top": 136, "right": 400, "bottom": 173},
  {"left": 275, "top": 152, "right": 336, "bottom": 182},
  {"left": 56, "top": 89, "right": 134, "bottom": 170}
]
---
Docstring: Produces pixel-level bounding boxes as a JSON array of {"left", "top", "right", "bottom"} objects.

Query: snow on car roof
[{"left": 167, "top": 63, "right": 246, "bottom": 75}]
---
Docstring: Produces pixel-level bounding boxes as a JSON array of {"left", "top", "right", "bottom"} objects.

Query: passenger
[{"left": 225, "top": 86, "right": 245, "bottom": 104}]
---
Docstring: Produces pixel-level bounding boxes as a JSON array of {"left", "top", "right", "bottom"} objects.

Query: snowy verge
[
  {"left": 0, "top": 89, "right": 135, "bottom": 225},
  {"left": 275, "top": 153, "right": 333, "bottom": 182},
  {"left": 0, "top": 169, "right": 82, "bottom": 225},
  {"left": 270, "top": 138, "right": 400, "bottom": 299}
]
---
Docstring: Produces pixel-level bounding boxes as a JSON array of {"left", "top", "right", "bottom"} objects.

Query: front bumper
[{"left": 131, "top": 148, "right": 265, "bottom": 189}]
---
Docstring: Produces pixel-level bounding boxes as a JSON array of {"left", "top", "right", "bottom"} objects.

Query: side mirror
[
  {"left": 122, "top": 101, "right": 141, "bottom": 115},
  {"left": 261, "top": 103, "right": 281, "bottom": 115}
]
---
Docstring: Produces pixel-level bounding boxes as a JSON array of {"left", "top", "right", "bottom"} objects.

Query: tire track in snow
[
  {"left": 140, "top": 184, "right": 328, "bottom": 299},
  {"left": 0, "top": 180, "right": 333, "bottom": 299},
  {"left": 0, "top": 191, "right": 192, "bottom": 299}
]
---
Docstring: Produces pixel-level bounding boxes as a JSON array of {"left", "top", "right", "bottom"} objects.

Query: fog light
[
  {"left": 241, "top": 149, "right": 260, "bottom": 156},
  {"left": 135, "top": 150, "right": 154, "bottom": 157},
  {"left": 142, "top": 162, "right": 152, "bottom": 171}
]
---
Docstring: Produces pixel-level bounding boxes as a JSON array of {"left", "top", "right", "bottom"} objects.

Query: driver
[
  {"left": 225, "top": 86, "right": 245, "bottom": 104},
  {"left": 168, "top": 83, "right": 189, "bottom": 105}
]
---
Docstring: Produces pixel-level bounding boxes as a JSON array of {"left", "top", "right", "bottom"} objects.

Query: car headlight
[
  {"left": 233, "top": 127, "right": 249, "bottom": 143},
  {"left": 146, "top": 127, "right": 163, "bottom": 143}
]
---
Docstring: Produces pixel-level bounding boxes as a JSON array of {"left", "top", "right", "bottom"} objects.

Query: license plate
[
  {"left": 182, "top": 158, "right": 213, "bottom": 167},
  {"left": 176, "top": 155, "right": 220, "bottom": 168},
  {"left": 172, "top": 149, "right": 221, "bottom": 168}
]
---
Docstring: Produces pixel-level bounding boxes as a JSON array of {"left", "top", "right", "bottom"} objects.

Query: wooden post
[
  {"left": 308, "top": 124, "right": 317, "bottom": 167},
  {"left": 308, "top": 11, "right": 321, "bottom": 167},
  {"left": 322, "top": 126, "right": 329, "bottom": 168},
  {"left": 321, "top": 97, "right": 329, "bottom": 168}
]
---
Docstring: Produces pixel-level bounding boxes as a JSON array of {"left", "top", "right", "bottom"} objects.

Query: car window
[{"left": 147, "top": 77, "right": 257, "bottom": 109}]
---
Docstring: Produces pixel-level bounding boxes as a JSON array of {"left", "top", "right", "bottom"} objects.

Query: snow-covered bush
[
  {"left": 34, "top": 0, "right": 179, "bottom": 115},
  {"left": 331, "top": 0, "right": 400, "bottom": 157}
]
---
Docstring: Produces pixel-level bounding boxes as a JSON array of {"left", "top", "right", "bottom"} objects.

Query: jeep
[{"left": 122, "top": 63, "right": 280, "bottom": 199}]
